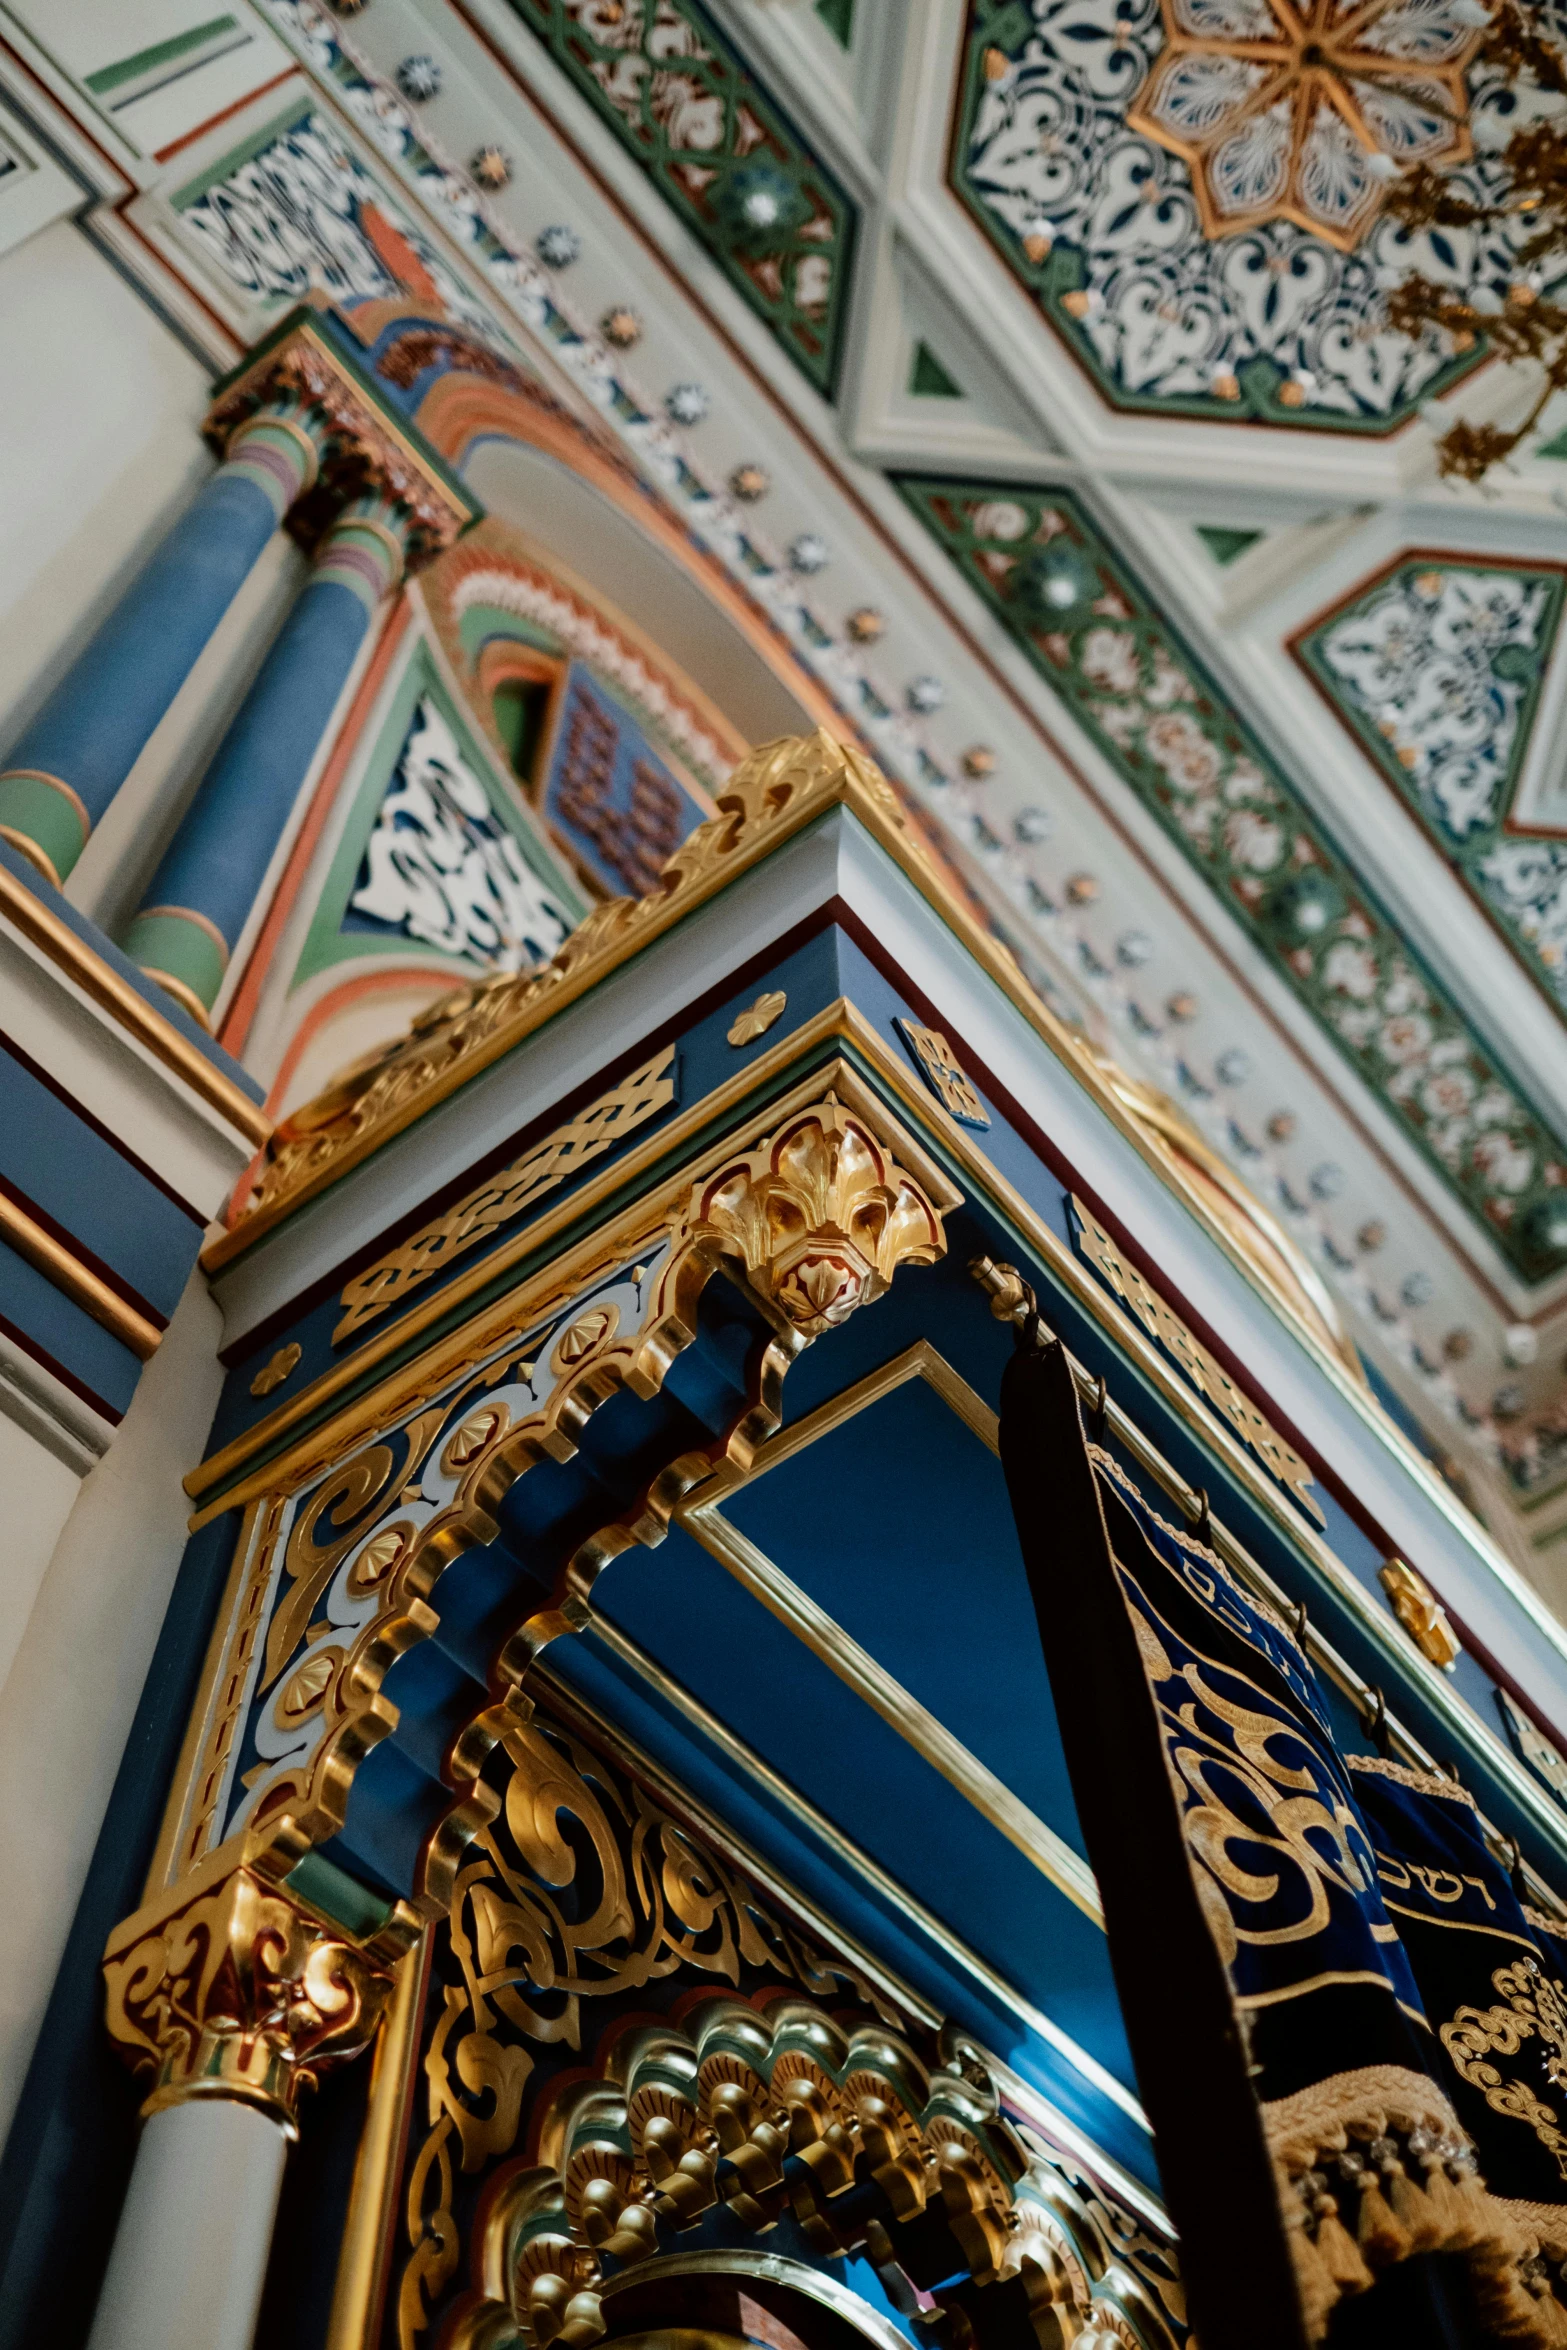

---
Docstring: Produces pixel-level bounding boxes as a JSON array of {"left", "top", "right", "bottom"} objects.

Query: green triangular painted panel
[
  {"left": 816, "top": 0, "right": 855, "bottom": 44},
  {"left": 910, "top": 341, "right": 963, "bottom": 399},
  {"left": 1196, "top": 525, "right": 1263, "bottom": 567}
]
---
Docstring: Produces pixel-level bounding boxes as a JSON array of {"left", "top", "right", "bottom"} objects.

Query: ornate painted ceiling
[{"left": 12, "top": 0, "right": 1567, "bottom": 1570}]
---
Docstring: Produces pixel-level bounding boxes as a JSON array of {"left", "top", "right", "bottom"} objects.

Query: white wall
[
  {"left": 0, "top": 216, "right": 212, "bottom": 745},
  {"left": 0, "top": 1269, "right": 226, "bottom": 2150}
]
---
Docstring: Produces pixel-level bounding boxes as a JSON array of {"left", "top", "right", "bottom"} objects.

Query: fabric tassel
[
  {"left": 1420, "top": 2158, "right": 1479, "bottom": 2247},
  {"left": 1354, "top": 2172, "right": 1412, "bottom": 2266},
  {"left": 1313, "top": 2196, "right": 1374, "bottom": 2296},
  {"left": 1386, "top": 2157, "right": 1443, "bottom": 2253}
]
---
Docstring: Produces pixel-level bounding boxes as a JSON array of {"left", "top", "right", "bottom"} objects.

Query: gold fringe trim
[
  {"left": 1525, "top": 1906, "right": 1567, "bottom": 1940},
  {"left": 1344, "top": 1753, "right": 1477, "bottom": 1808},
  {"left": 1264, "top": 2068, "right": 1567, "bottom": 2344}
]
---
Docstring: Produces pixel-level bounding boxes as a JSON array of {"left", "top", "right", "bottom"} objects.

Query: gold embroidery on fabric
[
  {"left": 1442, "top": 1957, "right": 1567, "bottom": 2179},
  {"left": 1118, "top": 1565, "right": 1374, "bottom": 1959},
  {"left": 1374, "top": 1853, "right": 1497, "bottom": 1910},
  {"left": 334, "top": 1047, "right": 677, "bottom": 1343},
  {"left": 1346, "top": 1753, "right": 1478, "bottom": 1808}
]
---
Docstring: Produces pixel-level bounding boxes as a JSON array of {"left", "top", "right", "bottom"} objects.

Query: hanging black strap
[{"left": 997, "top": 1332, "right": 1309, "bottom": 2350}]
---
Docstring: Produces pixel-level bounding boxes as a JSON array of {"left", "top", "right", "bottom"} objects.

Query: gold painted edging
[
  {"left": 191, "top": 1004, "right": 870, "bottom": 1500},
  {"left": 186, "top": 1040, "right": 960, "bottom": 1519},
  {"left": 0, "top": 1190, "right": 162, "bottom": 1360},
  {"left": 324, "top": 1937, "right": 429, "bottom": 2350},
  {"left": 0, "top": 863, "right": 269, "bottom": 1145}
]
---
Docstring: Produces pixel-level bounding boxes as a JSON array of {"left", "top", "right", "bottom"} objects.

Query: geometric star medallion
[{"left": 1127, "top": 0, "right": 1485, "bottom": 250}]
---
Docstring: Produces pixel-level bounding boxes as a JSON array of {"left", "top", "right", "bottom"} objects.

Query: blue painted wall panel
[
  {"left": 0, "top": 1238, "right": 141, "bottom": 1418},
  {"left": 0, "top": 1048, "right": 199, "bottom": 1318}
]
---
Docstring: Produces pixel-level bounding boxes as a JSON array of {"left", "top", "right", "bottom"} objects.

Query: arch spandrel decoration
[
  {"left": 107, "top": 1070, "right": 960, "bottom": 2143},
  {"left": 384, "top": 1700, "right": 1183, "bottom": 2350}
]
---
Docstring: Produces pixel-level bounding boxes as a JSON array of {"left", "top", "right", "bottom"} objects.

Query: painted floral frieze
[{"left": 899, "top": 477, "right": 1567, "bottom": 1274}]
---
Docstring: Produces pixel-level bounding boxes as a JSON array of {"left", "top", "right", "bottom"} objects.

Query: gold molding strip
[
  {"left": 0, "top": 862, "right": 271, "bottom": 1146},
  {"left": 186, "top": 1045, "right": 958, "bottom": 1518},
  {"left": 575, "top": 1623, "right": 1151, "bottom": 2147},
  {"left": 0, "top": 1189, "right": 162, "bottom": 1360},
  {"left": 683, "top": 1499, "right": 1102, "bottom": 1926},
  {"left": 332, "top": 1044, "right": 677, "bottom": 1343},
  {"left": 323, "top": 1937, "right": 430, "bottom": 2350},
  {"left": 1072, "top": 1197, "right": 1324, "bottom": 1527},
  {"left": 679, "top": 1340, "right": 1103, "bottom": 1930}
]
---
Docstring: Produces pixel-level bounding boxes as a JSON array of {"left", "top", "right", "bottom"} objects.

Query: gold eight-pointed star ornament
[{"left": 1128, "top": 0, "right": 1486, "bottom": 250}]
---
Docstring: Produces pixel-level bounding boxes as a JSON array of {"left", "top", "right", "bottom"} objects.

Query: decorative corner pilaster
[
  {"left": 102, "top": 1861, "right": 408, "bottom": 2137},
  {"left": 204, "top": 308, "right": 478, "bottom": 574},
  {"left": 689, "top": 1088, "right": 949, "bottom": 1335}
]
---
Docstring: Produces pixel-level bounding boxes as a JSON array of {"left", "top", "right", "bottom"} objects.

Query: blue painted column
[
  {"left": 122, "top": 498, "right": 410, "bottom": 1022},
  {"left": 0, "top": 406, "right": 325, "bottom": 886}
]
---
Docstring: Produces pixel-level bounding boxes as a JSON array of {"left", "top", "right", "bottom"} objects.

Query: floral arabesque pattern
[
  {"left": 503, "top": 0, "right": 855, "bottom": 392},
  {"left": 1296, "top": 560, "right": 1567, "bottom": 1008},
  {"left": 954, "top": 0, "right": 1537, "bottom": 428},
  {"left": 898, "top": 476, "right": 1567, "bottom": 1276},
  {"left": 350, "top": 694, "right": 574, "bottom": 970}
]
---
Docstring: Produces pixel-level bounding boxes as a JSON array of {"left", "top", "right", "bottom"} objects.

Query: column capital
[
  {"left": 102, "top": 1859, "right": 413, "bottom": 2138},
  {"left": 204, "top": 308, "right": 479, "bottom": 576}
]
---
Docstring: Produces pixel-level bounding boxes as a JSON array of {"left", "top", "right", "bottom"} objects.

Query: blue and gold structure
[{"left": 6, "top": 732, "right": 1567, "bottom": 2349}]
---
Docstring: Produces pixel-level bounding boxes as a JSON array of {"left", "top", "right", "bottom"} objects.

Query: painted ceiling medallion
[
  {"left": 955, "top": 0, "right": 1522, "bottom": 429},
  {"left": 1128, "top": 0, "right": 1484, "bottom": 250}
]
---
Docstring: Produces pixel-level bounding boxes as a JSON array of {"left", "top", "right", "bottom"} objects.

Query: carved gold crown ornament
[
  {"left": 1128, "top": 0, "right": 1487, "bottom": 250},
  {"left": 691, "top": 1093, "right": 948, "bottom": 1337}
]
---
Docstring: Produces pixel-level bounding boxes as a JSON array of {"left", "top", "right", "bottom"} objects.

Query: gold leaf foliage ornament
[
  {"left": 727, "top": 989, "right": 787, "bottom": 1046},
  {"left": 691, "top": 1092, "right": 946, "bottom": 1338},
  {"left": 102, "top": 1865, "right": 397, "bottom": 2136}
]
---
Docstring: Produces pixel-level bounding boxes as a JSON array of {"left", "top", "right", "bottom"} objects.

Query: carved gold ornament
[
  {"left": 227, "top": 731, "right": 917, "bottom": 1241},
  {"left": 1127, "top": 0, "right": 1485, "bottom": 252},
  {"left": 690, "top": 1092, "right": 947, "bottom": 1337},
  {"left": 395, "top": 1711, "right": 1183, "bottom": 2350},
  {"left": 1064, "top": 1205, "right": 1327, "bottom": 1525},
  {"left": 332, "top": 1046, "right": 676, "bottom": 1344},
  {"left": 897, "top": 1017, "right": 990, "bottom": 1128},
  {"left": 251, "top": 1341, "right": 302, "bottom": 1397},
  {"left": 727, "top": 989, "right": 787, "bottom": 1046},
  {"left": 1380, "top": 1556, "right": 1463, "bottom": 1670},
  {"left": 102, "top": 1865, "right": 399, "bottom": 2135}
]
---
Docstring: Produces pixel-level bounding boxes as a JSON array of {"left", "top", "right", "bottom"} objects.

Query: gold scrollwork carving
[
  {"left": 1069, "top": 1201, "right": 1326, "bottom": 1528},
  {"left": 1380, "top": 1557, "right": 1463, "bottom": 1672},
  {"left": 394, "top": 1710, "right": 1175, "bottom": 2350},
  {"left": 232, "top": 731, "right": 916, "bottom": 1234},
  {"left": 102, "top": 1864, "right": 402, "bottom": 2136},
  {"left": 332, "top": 1047, "right": 677, "bottom": 1345}
]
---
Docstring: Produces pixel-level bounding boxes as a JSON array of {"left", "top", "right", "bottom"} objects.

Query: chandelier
[{"left": 1127, "top": 0, "right": 1488, "bottom": 250}]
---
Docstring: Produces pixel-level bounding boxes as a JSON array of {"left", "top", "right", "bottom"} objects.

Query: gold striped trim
[
  {"left": 0, "top": 1190, "right": 162, "bottom": 1360},
  {"left": 0, "top": 862, "right": 268, "bottom": 1143}
]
